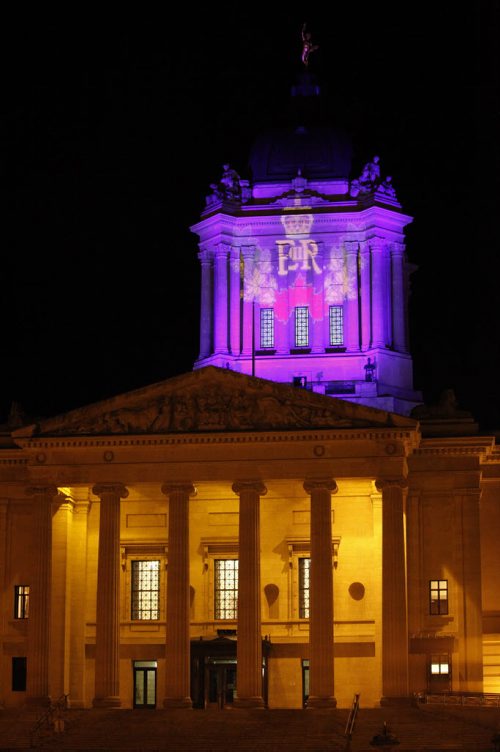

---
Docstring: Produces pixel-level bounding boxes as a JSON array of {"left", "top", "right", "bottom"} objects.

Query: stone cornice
[{"left": 12, "top": 428, "right": 419, "bottom": 451}]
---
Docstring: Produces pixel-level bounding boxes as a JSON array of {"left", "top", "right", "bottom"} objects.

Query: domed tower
[{"left": 191, "top": 72, "right": 422, "bottom": 415}]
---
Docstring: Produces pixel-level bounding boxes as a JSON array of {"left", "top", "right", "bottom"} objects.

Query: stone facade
[{"left": 0, "top": 367, "right": 498, "bottom": 710}]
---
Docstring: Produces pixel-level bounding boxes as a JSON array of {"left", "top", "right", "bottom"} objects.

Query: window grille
[
  {"left": 214, "top": 559, "right": 238, "bottom": 620},
  {"left": 295, "top": 307, "right": 309, "bottom": 347},
  {"left": 329, "top": 305, "right": 344, "bottom": 346},
  {"left": 299, "top": 558, "right": 310, "bottom": 618},
  {"left": 260, "top": 308, "right": 274, "bottom": 348},
  {"left": 131, "top": 560, "right": 160, "bottom": 620}
]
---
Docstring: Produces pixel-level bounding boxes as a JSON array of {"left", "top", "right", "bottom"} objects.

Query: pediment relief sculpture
[{"left": 18, "top": 367, "right": 414, "bottom": 438}]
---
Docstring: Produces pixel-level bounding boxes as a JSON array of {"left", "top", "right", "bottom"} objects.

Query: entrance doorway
[
  {"left": 207, "top": 660, "right": 237, "bottom": 709},
  {"left": 133, "top": 661, "right": 157, "bottom": 708}
]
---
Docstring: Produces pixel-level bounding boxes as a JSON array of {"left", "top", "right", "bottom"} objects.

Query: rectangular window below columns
[
  {"left": 260, "top": 308, "right": 274, "bottom": 349},
  {"left": 295, "top": 306, "right": 309, "bottom": 347},
  {"left": 329, "top": 305, "right": 344, "bottom": 346}
]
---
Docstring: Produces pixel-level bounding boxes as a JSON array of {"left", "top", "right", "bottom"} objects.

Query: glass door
[{"left": 133, "top": 660, "right": 157, "bottom": 708}]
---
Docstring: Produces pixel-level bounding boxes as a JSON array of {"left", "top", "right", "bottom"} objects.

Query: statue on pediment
[{"left": 349, "top": 156, "right": 398, "bottom": 201}]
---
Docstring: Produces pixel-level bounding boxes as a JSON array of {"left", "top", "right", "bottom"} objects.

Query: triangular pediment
[{"left": 16, "top": 367, "right": 417, "bottom": 438}]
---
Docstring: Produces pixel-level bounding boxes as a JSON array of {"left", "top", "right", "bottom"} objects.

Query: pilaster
[
  {"left": 344, "top": 241, "right": 360, "bottom": 351},
  {"left": 198, "top": 249, "right": 213, "bottom": 359},
  {"left": 214, "top": 244, "right": 230, "bottom": 355}
]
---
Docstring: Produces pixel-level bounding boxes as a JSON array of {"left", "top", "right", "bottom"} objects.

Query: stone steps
[{"left": 0, "top": 705, "right": 497, "bottom": 751}]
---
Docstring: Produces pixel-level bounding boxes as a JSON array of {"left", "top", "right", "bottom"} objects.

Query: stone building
[{"left": 1, "top": 73, "right": 499, "bottom": 712}]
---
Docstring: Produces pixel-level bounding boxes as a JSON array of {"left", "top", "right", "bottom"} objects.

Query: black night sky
[{"left": 2, "top": 7, "right": 499, "bottom": 430}]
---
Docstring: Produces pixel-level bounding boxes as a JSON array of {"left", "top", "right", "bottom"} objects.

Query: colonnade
[
  {"left": 197, "top": 240, "right": 408, "bottom": 360},
  {"left": 25, "top": 478, "right": 409, "bottom": 708}
]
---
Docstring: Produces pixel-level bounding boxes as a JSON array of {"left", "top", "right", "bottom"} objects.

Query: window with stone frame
[
  {"left": 121, "top": 544, "right": 167, "bottom": 623},
  {"left": 429, "top": 579, "right": 448, "bottom": 615},
  {"left": 201, "top": 537, "right": 239, "bottom": 623},
  {"left": 14, "top": 585, "right": 29, "bottom": 619}
]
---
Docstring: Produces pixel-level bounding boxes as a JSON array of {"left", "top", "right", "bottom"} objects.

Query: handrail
[
  {"left": 345, "top": 692, "right": 360, "bottom": 739},
  {"left": 30, "top": 693, "right": 68, "bottom": 747},
  {"left": 421, "top": 690, "right": 500, "bottom": 707}
]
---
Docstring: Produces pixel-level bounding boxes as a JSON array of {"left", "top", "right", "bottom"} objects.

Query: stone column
[
  {"left": 69, "top": 498, "right": 91, "bottom": 708},
  {"left": 376, "top": 479, "right": 409, "bottom": 703},
  {"left": 198, "top": 250, "right": 213, "bottom": 359},
  {"left": 50, "top": 493, "right": 73, "bottom": 700},
  {"left": 391, "top": 243, "right": 408, "bottom": 353},
  {"left": 229, "top": 247, "right": 242, "bottom": 355},
  {"left": 214, "top": 244, "right": 229, "bottom": 355},
  {"left": 26, "top": 485, "right": 58, "bottom": 705},
  {"left": 359, "top": 242, "right": 371, "bottom": 350},
  {"left": 92, "top": 483, "right": 128, "bottom": 708},
  {"left": 162, "top": 482, "right": 196, "bottom": 708},
  {"left": 371, "top": 240, "right": 387, "bottom": 348},
  {"left": 344, "top": 242, "right": 360, "bottom": 351},
  {"left": 241, "top": 246, "right": 255, "bottom": 357},
  {"left": 304, "top": 479, "right": 337, "bottom": 708},
  {"left": 455, "top": 489, "right": 483, "bottom": 692},
  {"left": 232, "top": 481, "right": 267, "bottom": 708}
]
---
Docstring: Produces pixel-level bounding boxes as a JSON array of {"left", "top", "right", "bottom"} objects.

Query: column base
[
  {"left": 233, "top": 697, "right": 265, "bottom": 709},
  {"left": 306, "top": 695, "right": 337, "bottom": 709},
  {"left": 67, "top": 700, "right": 86, "bottom": 709},
  {"left": 380, "top": 695, "right": 412, "bottom": 707},
  {"left": 163, "top": 697, "right": 193, "bottom": 709},
  {"left": 92, "top": 696, "right": 122, "bottom": 708},
  {"left": 25, "top": 696, "right": 51, "bottom": 708}
]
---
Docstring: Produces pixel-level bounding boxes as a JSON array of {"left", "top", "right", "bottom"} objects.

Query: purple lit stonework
[{"left": 192, "top": 126, "right": 422, "bottom": 416}]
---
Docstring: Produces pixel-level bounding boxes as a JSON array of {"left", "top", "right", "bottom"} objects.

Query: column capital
[
  {"left": 303, "top": 478, "right": 338, "bottom": 496},
  {"left": 198, "top": 249, "right": 213, "bottom": 265},
  {"left": 26, "top": 485, "right": 58, "bottom": 498},
  {"left": 161, "top": 482, "right": 197, "bottom": 498},
  {"left": 92, "top": 483, "right": 129, "bottom": 500},
  {"left": 344, "top": 240, "right": 359, "bottom": 255},
  {"left": 232, "top": 480, "right": 267, "bottom": 497},
  {"left": 390, "top": 241, "right": 406, "bottom": 257},
  {"left": 375, "top": 478, "right": 408, "bottom": 493}
]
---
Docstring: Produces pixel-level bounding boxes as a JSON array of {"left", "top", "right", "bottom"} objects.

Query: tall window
[
  {"left": 260, "top": 308, "right": 274, "bottom": 348},
  {"left": 131, "top": 561, "right": 160, "bottom": 620},
  {"left": 329, "top": 305, "right": 344, "bottom": 346},
  {"left": 14, "top": 585, "right": 29, "bottom": 619},
  {"left": 429, "top": 579, "right": 448, "bottom": 615},
  {"left": 215, "top": 559, "right": 238, "bottom": 619},
  {"left": 299, "top": 558, "right": 310, "bottom": 618},
  {"left": 295, "top": 306, "right": 309, "bottom": 347}
]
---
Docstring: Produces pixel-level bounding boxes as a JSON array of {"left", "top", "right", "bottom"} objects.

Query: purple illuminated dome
[{"left": 192, "top": 76, "right": 422, "bottom": 416}]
